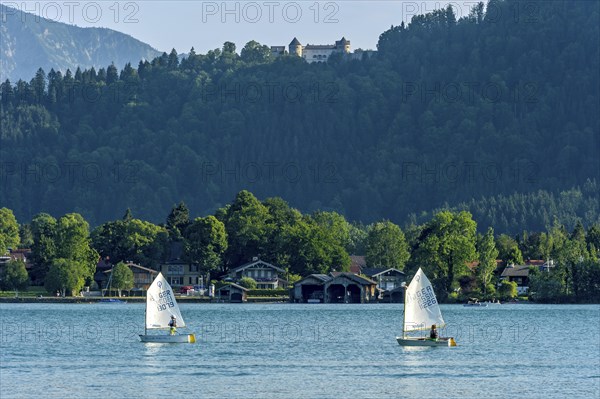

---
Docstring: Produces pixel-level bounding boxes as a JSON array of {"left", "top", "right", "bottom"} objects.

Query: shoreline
[
  {"left": 0, "top": 297, "right": 593, "bottom": 304},
  {"left": 0, "top": 296, "right": 290, "bottom": 304}
]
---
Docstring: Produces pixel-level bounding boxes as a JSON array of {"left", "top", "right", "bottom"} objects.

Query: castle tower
[
  {"left": 335, "top": 37, "right": 351, "bottom": 53},
  {"left": 289, "top": 37, "right": 303, "bottom": 57}
]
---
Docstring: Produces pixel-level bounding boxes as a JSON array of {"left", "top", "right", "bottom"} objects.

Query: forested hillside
[{"left": 1, "top": 0, "right": 598, "bottom": 230}]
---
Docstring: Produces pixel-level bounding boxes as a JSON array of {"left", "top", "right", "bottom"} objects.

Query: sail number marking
[
  {"left": 156, "top": 289, "right": 175, "bottom": 311},
  {"left": 408, "top": 286, "right": 438, "bottom": 310}
]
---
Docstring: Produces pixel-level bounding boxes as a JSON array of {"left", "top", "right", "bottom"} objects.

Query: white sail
[
  {"left": 404, "top": 268, "right": 445, "bottom": 333},
  {"left": 146, "top": 273, "right": 186, "bottom": 329}
]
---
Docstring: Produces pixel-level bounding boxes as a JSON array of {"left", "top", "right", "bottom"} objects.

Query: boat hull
[
  {"left": 139, "top": 334, "right": 196, "bottom": 343},
  {"left": 99, "top": 299, "right": 127, "bottom": 303},
  {"left": 396, "top": 337, "right": 456, "bottom": 347}
]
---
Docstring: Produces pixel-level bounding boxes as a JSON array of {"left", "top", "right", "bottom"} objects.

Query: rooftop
[
  {"left": 500, "top": 265, "right": 532, "bottom": 278},
  {"left": 361, "top": 267, "right": 405, "bottom": 278},
  {"left": 230, "top": 259, "right": 285, "bottom": 273},
  {"left": 217, "top": 283, "right": 249, "bottom": 292}
]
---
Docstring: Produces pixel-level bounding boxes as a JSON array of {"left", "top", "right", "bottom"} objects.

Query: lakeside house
[
  {"left": 94, "top": 257, "right": 158, "bottom": 291},
  {"left": 349, "top": 255, "right": 366, "bottom": 274},
  {"left": 500, "top": 260, "right": 555, "bottom": 294},
  {"left": 161, "top": 242, "right": 203, "bottom": 289},
  {"left": 0, "top": 248, "right": 35, "bottom": 283},
  {"left": 227, "top": 258, "right": 287, "bottom": 289},
  {"left": 361, "top": 268, "right": 406, "bottom": 292},
  {"left": 94, "top": 257, "right": 111, "bottom": 289},
  {"left": 104, "top": 262, "right": 158, "bottom": 291}
]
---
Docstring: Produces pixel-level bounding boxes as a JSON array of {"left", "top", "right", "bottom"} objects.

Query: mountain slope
[
  {"left": 0, "top": 0, "right": 598, "bottom": 230},
  {"left": 0, "top": 4, "right": 161, "bottom": 82}
]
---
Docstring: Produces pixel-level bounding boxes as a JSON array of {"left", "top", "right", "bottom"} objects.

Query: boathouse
[
  {"left": 324, "top": 273, "right": 377, "bottom": 303},
  {"left": 216, "top": 283, "right": 248, "bottom": 303},
  {"left": 292, "top": 273, "right": 377, "bottom": 303},
  {"left": 381, "top": 286, "right": 406, "bottom": 303},
  {"left": 292, "top": 274, "right": 331, "bottom": 303}
]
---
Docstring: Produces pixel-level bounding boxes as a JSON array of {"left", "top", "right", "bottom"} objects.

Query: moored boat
[
  {"left": 463, "top": 299, "right": 488, "bottom": 307},
  {"left": 99, "top": 298, "right": 127, "bottom": 303}
]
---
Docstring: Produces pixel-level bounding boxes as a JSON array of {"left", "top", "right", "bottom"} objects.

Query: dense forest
[
  {"left": 1, "top": 0, "right": 598, "bottom": 231},
  {"left": 1, "top": 190, "right": 599, "bottom": 302}
]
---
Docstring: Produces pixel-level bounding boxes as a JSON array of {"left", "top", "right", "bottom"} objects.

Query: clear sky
[{"left": 9, "top": 1, "right": 481, "bottom": 53}]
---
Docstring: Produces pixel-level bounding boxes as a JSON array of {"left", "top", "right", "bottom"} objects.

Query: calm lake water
[{"left": 0, "top": 303, "right": 599, "bottom": 398}]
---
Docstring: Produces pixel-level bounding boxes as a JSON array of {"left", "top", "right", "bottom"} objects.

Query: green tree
[
  {"left": 365, "top": 221, "right": 410, "bottom": 270},
  {"left": 411, "top": 211, "right": 477, "bottom": 299},
  {"left": 587, "top": 224, "right": 600, "bottom": 249},
  {"left": 311, "top": 211, "right": 351, "bottom": 251},
  {"left": 552, "top": 228, "right": 589, "bottom": 298},
  {"left": 519, "top": 231, "right": 543, "bottom": 260},
  {"left": 347, "top": 223, "right": 368, "bottom": 255},
  {"left": 123, "top": 208, "right": 133, "bottom": 222},
  {"left": 30, "top": 213, "right": 57, "bottom": 282},
  {"left": 111, "top": 261, "right": 134, "bottom": 296},
  {"left": 496, "top": 234, "right": 524, "bottom": 265},
  {"left": 44, "top": 258, "right": 86, "bottom": 296},
  {"left": 240, "top": 40, "right": 272, "bottom": 64},
  {"left": 538, "top": 232, "right": 553, "bottom": 261},
  {"left": 106, "top": 63, "right": 118, "bottom": 84},
  {"left": 0, "top": 259, "right": 29, "bottom": 294},
  {"left": 32, "top": 68, "right": 46, "bottom": 101},
  {"left": 222, "top": 191, "right": 270, "bottom": 269},
  {"left": 18, "top": 223, "right": 34, "bottom": 248},
  {"left": 167, "top": 48, "right": 180, "bottom": 69},
  {"left": 184, "top": 216, "right": 228, "bottom": 276},
  {"left": 570, "top": 221, "right": 586, "bottom": 242},
  {"left": 573, "top": 259, "right": 600, "bottom": 302},
  {"left": 476, "top": 227, "right": 499, "bottom": 296},
  {"left": 287, "top": 273, "right": 302, "bottom": 286},
  {"left": 282, "top": 216, "right": 350, "bottom": 276},
  {"left": 222, "top": 41, "right": 236, "bottom": 54},
  {"left": 91, "top": 218, "right": 167, "bottom": 269},
  {"left": 220, "top": 41, "right": 239, "bottom": 66},
  {"left": 166, "top": 201, "right": 190, "bottom": 241},
  {"left": 529, "top": 268, "right": 564, "bottom": 302},
  {"left": 0, "top": 207, "right": 20, "bottom": 254},
  {"left": 497, "top": 280, "right": 518, "bottom": 300},
  {"left": 262, "top": 197, "right": 302, "bottom": 268},
  {"left": 238, "top": 276, "right": 257, "bottom": 289},
  {"left": 56, "top": 213, "right": 99, "bottom": 282}
]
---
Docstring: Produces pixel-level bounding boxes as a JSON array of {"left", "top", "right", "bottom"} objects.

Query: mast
[
  {"left": 104, "top": 268, "right": 114, "bottom": 297},
  {"left": 402, "top": 282, "right": 407, "bottom": 339}
]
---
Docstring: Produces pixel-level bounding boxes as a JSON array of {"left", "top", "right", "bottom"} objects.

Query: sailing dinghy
[
  {"left": 396, "top": 268, "right": 456, "bottom": 347},
  {"left": 139, "top": 273, "right": 196, "bottom": 343}
]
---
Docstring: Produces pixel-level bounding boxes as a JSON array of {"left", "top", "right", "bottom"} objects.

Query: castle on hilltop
[{"left": 271, "top": 37, "right": 373, "bottom": 64}]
